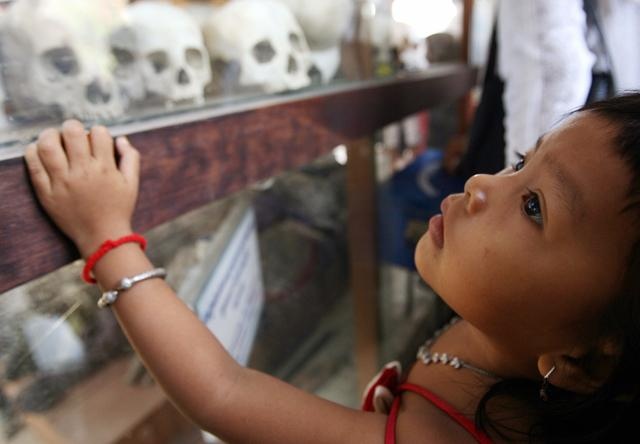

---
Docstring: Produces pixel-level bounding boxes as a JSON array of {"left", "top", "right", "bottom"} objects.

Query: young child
[{"left": 23, "top": 93, "right": 640, "bottom": 443}]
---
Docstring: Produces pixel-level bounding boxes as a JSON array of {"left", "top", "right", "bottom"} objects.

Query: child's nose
[{"left": 463, "top": 174, "right": 489, "bottom": 214}]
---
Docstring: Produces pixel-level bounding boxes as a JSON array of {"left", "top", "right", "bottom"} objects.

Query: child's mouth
[{"left": 428, "top": 214, "right": 444, "bottom": 249}]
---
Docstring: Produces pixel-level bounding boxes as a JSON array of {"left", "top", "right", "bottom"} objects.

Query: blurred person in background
[{"left": 455, "top": 0, "right": 640, "bottom": 178}]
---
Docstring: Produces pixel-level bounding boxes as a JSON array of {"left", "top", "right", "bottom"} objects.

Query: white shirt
[
  {"left": 498, "top": 0, "right": 594, "bottom": 167},
  {"left": 498, "top": 0, "right": 640, "bottom": 167},
  {"left": 598, "top": 0, "right": 640, "bottom": 91}
]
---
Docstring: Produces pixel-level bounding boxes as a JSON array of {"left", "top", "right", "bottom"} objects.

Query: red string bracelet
[{"left": 82, "top": 234, "right": 147, "bottom": 284}]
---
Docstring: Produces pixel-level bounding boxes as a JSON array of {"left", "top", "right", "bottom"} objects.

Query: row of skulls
[{"left": 0, "top": 0, "right": 354, "bottom": 123}]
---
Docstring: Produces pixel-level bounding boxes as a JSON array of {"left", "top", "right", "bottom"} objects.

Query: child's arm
[{"left": 24, "top": 121, "right": 387, "bottom": 444}]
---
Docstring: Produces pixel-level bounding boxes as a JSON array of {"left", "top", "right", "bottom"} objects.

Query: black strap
[
  {"left": 584, "top": 0, "right": 616, "bottom": 102},
  {"left": 455, "top": 24, "right": 506, "bottom": 179}
]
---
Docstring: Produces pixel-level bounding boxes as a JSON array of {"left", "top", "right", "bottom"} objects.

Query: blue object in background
[{"left": 378, "top": 149, "right": 465, "bottom": 269}]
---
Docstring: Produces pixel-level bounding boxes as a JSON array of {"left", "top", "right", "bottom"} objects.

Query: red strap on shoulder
[
  {"left": 385, "top": 396, "right": 401, "bottom": 444},
  {"left": 362, "top": 361, "right": 402, "bottom": 412},
  {"left": 384, "top": 383, "right": 493, "bottom": 444}
]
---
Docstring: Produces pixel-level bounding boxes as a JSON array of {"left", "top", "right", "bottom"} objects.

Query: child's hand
[{"left": 24, "top": 120, "right": 140, "bottom": 258}]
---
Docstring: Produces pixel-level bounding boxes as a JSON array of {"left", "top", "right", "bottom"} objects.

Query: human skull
[
  {"left": 398, "top": 36, "right": 429, "bottom": 72},
  {"left": 275, "top": 0, "right": 354, "bottom": 84},
  {"left": 276, "top": 0, "right": 354, "bottom": 50},
  {"left": 109, "top": 26, "right": 145, "bottom": 104},
  {"left": 202, "top": 0, "right": 312, "bottom": 94},
  {"left": 358, "top": 5, "right": 399, "bottom": 70},
  {"left": 0, "top": 0, "right": 126, "bottom": 122},
  {"left": 308, "top": 46, "right": 342, "bottom": 84},
  {"left": 111, "top": 1, "right": 212, "bottom": 106}
]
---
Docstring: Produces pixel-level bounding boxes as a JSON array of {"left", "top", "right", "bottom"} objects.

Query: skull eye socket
[
  {"left": 42, "top": 47, "right": 79, "bottom": 76},
  {"left": 287, "top": 55, "right": 298, "bottom": 74},
  {"left": 252, "top": 40, "right": 276, "bottom": 64},
  {"left": 308, "top": 64, "right": 322, "bottom": 83},
  {"left": 112, "top": 47, "right": 135, "bottom": 66},
  {"left": 289, "top": 33, "right": 303, "bottom": 51},
  {"left": 186, "top": 48, "right": 204, "bottom": 69},
  {"left": 148, "top": 51, "right": 169, "bottom": 73}
]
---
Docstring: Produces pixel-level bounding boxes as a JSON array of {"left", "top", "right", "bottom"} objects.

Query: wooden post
[
  {"left": 346, "top": 137, "right": 380, "bottom": 394},
  {"left": 458, "top": 0, "right": 475, "bottom": 134}
]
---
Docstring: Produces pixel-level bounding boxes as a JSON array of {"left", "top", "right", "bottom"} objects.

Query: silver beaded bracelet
[{"left": 97, "top": 268, "right": 167, "bottom": 308}]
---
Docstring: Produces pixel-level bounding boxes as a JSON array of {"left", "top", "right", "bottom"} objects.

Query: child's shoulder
[{"left": 395, "top": 394, "right": 480, "bottom": 443}]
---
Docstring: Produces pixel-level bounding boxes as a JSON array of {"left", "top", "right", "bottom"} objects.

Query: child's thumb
[{"left": 116, "top": 136, "right": 140, "bottom": 187}]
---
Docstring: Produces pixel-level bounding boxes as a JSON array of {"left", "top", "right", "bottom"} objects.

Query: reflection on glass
[{"left": 0, "top": 264, "right": 139, "bottom": 442}]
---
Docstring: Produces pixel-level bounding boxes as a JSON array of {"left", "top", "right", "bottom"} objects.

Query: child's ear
[{"left": 537, "top": 338, "right": 620, "bottom": 395}]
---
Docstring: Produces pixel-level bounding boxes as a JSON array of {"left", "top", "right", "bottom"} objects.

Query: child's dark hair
[{"left": 475, "top": 92, "right": 640, "bottom": 443}]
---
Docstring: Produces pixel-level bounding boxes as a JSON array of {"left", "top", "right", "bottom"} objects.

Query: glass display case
[
  {"left": 0, "top": 0, "right": 443, "bottom": 152},
  {"left": 0, "top": 0, "right": 477, "bottom": 442}
]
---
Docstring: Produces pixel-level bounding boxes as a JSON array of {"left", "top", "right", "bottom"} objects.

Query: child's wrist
[
  {"left": 78, "top": 226, "right": 135, "bottom": 259},
  {"left": 92, "top": 244, "right": 154, "bottom": 290}
]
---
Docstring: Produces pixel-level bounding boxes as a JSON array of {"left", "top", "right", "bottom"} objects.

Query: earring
[{"left": 539, "top": 365, "right": 556, "bottom": 401}]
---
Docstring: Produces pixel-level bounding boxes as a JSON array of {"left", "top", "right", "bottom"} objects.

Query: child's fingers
[
  {"left": 24, "top": 143, "right": 52, "bottom": 194},
  {"left": 116, "top": 136, "right": 140, "bottom": 188},
  {"left": 61, "top": 120, "right": 91, "bottom": 168},
  {"left": 36, "top": 128, "right": 69, "bottom": 179},
  {"left": 90, "top": 125, "right": 116, "bottom": 167}
]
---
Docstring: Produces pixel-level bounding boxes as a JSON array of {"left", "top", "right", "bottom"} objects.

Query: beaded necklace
[{"left": 416, "top": 317, "right": 500, "bottom": 379}]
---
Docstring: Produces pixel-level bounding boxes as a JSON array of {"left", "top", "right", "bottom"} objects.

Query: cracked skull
[
  {"left": 202, "top": 0, "right": 312, "bottom": 94},
  {"left": 0, "top": 0, "right": 126, "bottom": 121},
  {"left": 275, "top": 0, "right": 354, "bottom": 84},
  {"left": 112, "top": 1, "right": 212, "bottom": 105}
]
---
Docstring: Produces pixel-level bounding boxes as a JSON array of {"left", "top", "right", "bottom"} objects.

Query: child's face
[{"left": 416, "top": 113, "right": 637, "bottom": 355}]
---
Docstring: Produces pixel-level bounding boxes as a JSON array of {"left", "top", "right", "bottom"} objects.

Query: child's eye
[
  {"left": 522, "top": 191, "right": 544, "bottom": 226},
  {"left": 512, "top": 152, "right": 526, "bottom": 172}
]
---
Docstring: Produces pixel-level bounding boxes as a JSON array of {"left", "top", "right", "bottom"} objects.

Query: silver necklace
[{"left": 416, "top": 317, "right": 499, "bottom": 379}]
